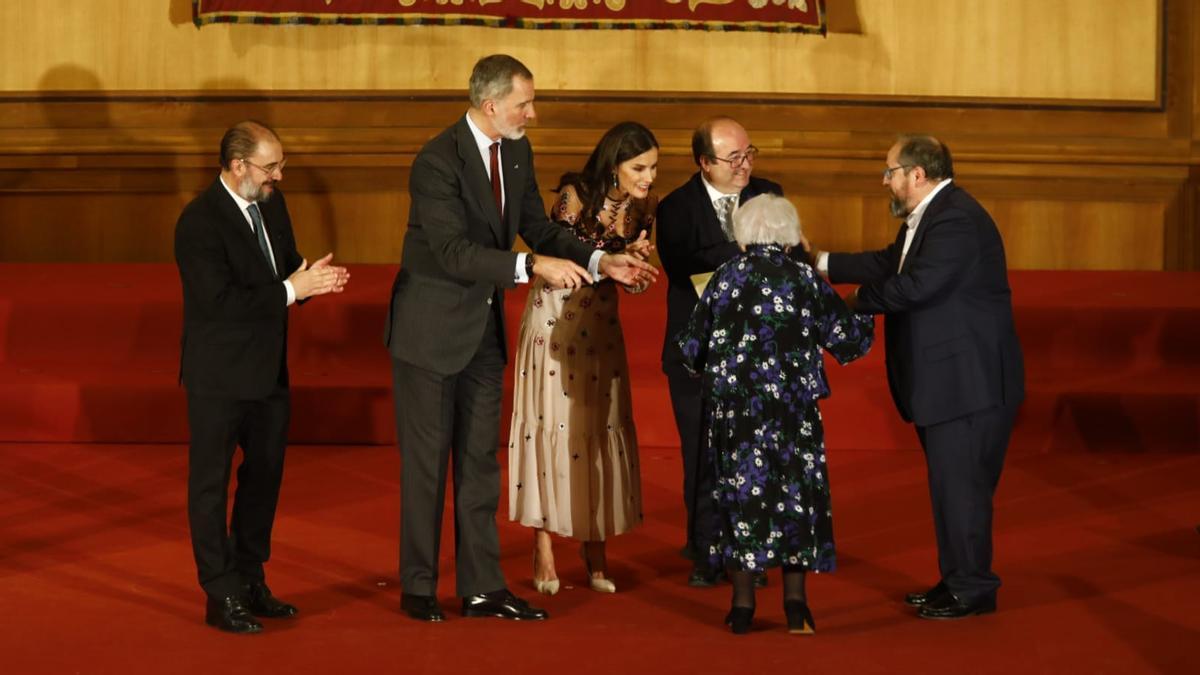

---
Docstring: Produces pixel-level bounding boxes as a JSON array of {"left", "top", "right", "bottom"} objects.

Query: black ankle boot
[
  {"left": 783, "top": 600, "right": 815, "bottom": 634},
  {"left": 724, "top": 606, "right": 755, "bottom": 634}
]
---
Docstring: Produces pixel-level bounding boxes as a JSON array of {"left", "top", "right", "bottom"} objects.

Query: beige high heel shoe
[
  {"left": 533, "top": 550, "right": 559, "bottom": 595},
  {"left": 581, "top": 543, "right": 616, "bottom": 593}
]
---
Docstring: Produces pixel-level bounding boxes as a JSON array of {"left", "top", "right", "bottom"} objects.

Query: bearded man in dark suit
[
  {"left": 175, "top": 120, "right": 349, "bottom": 633},
  {"left": 816, "top": 135, "right": 1025, "bottom": 620},
  {"left": 384, "top": 54, "right": 656, "bottom": 623},
  {"left": 656, "top": 117, "right": 787, "bottom": 586}
]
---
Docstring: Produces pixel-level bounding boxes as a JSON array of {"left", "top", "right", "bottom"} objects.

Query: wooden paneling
[
  {"left": 0, "top": 147, "right": 1190, "bottom": 270},
  {"left": 0, "top": 0, "right": 1160, "bottom": 101},
  {"left": 0, "top": 1, "right": 1194, "bottom": 270}
]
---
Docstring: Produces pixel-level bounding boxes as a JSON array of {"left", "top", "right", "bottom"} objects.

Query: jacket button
[{"left": 486, "top": 297, "right": 493, "bottom": 305}]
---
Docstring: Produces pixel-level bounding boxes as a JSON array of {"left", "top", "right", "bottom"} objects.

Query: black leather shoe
[
  {"left": 244, "top": 581, "right": 298, "bottom": 618},
  {"left": 905, "top": 581, "right": 949, "bottom": 607},
  {"left": 401, "top": 593, "right": 445, "bottom": 622},
  {"left": 917, "top": 592, "right": 996, "bottom": 620},
  {"left": 462, "top": 589, "right": 548, "bottom": 621},
  {"left": 687, "top": 563, "right": 726, "bottom": 587},
  {"left": 724, "top": 606, "right": 755, "bottom": 634},
  {"left": 205, "top": 595, "right": 263, "bottom": 634}
]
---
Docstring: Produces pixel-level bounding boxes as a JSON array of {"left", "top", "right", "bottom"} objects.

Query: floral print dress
[
  {"left": 678, "top": 244, "right": 874, "bottom": 572},
  {"left": 507, "top": 187, "right": 654, "bottom": 541}
]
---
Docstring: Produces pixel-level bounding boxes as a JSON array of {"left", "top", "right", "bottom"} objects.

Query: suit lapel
[
  {"left": 900, "top": 183, "right": 955, "bottom": 273},
  {"left": 455, "top": 118, "right": 505, "bottom": 242},
  {"left": 501, "top": 138, "right": 525, "bottom": 242},
  {"left": 689, "top": 173, "right": 725, "bottom": 239}
]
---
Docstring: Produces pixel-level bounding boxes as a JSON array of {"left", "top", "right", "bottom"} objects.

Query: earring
[{"left": 611, "top": 173, "right": 619, "bottom": 189}]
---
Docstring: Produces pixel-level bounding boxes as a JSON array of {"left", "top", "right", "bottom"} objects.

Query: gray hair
[
  {"left": 468, "top": 54, "right": 533, "bottom": 108},
  {"left": 732, "top": 194, "right": 802, "bottom": 248}
]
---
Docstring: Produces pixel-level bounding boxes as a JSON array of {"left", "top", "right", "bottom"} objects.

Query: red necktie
[{"left": 489, "top": 142, "right": 503, "bottom": 216}]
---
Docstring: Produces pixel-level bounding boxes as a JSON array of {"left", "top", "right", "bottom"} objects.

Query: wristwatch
[{"left": 524, "top": 253, "right": 536, "bottom": 278}]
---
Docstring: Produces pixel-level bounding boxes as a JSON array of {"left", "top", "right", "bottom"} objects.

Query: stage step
[{"left": 1, "top": 264, "right": 1197, "bottom": 451}]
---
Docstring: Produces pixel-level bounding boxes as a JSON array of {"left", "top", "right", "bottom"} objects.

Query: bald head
[{"left": 694, "top": 117, "right": 755, "bottom": 194}]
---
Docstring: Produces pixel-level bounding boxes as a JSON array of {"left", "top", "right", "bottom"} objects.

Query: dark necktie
[
  {"left": 247, "top": 203, "right": 277, "bottom": 278},
  {"left": 489, "top": 142, "right": 503, "bottom": 216}
]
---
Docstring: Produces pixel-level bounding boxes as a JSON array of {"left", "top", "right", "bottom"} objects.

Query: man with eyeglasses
[
  {"left": 657, "top": 117, "right": 788, "bottom": 587},
  {"left": 175, "top": 120, "right": 349, "bottom": 633},
  {"left": 813, "top": 135, "right": 1024, "bottom": 620}
]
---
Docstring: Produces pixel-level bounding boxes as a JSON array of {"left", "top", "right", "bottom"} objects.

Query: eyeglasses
[
  {"left": 882, "top": 164, "right": 911, "bottom": 180},
  {"left": 711, "top": 146, "right": 759, "bottom": 169},
  {"left": 241, "top": 157, "right": 287, "bottom": 175}
]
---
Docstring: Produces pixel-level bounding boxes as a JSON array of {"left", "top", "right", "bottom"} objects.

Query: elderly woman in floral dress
[{"left": 678, "top": 194, "right": 874, "bottom": 635}]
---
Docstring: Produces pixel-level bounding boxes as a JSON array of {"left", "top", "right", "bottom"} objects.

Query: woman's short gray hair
[{"left": 732, "top": 194, "right": 802, "bottom": 248}]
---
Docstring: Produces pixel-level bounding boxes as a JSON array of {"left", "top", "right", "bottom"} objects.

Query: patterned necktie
[
  {"left": 247, "top": 203, "right": 277, "bottom": 278},
  {"left": 716, "top": 195, "right": 738, "bottom": 239},
  {"left": 489, "top": 142, "right": 503, "bottom": 216}
]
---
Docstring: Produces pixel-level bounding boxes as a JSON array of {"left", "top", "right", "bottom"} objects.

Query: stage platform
[{"left": 1, "top": 264, "right": 1197, "bottom": 452}]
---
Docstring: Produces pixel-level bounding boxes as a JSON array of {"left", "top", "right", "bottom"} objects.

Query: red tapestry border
[{"left": 192, "top": 1, "right": 826, "bottom": 35}]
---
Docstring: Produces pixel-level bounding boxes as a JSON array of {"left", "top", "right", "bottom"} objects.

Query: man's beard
[
  {"left": 238, "top": 175, "right": 273, "bottom": 203},
  {"left": 494, "top": 118, "right": 526, "bottom": 141},
  {"left": 889, "top": 195, "right": 909, "bottom": 218}
]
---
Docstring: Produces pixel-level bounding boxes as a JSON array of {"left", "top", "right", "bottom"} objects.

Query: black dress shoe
[
  {"left": 905, "top": 581, "right": 949, "bottom": 607},
  {"left": 205, "top": 595, "right": 263, "bottom": 634},
  {"left": 461, "top": 589, "right": 548, "bottom": 621},
  {"left": 917, "top": 592, "right": 996, "bottom": 620},
  {"left": 724, "top": 606, "right": 755, "bottom": 634},
  {"left": 244, "top": 581, "right": 298, "bottom": 618},
  {"left": 687, "top": 564, "right": 726, "bottom": 587},
  {"left": 401, "top": 593, "right": 446, "bottom": 622}
]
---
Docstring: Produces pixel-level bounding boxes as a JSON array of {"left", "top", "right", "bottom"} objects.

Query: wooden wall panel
[
  {"left": 0, "top": 1, "right": 1193, "bottom": 270},
  {"left": 0, "top": 0, "right": 1160, "bottom": 101},
  {"left": 0, "top": 157, "right": 1185, "bottom": 271}
]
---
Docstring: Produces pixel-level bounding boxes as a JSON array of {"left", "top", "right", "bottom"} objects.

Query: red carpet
[
  {"left": 1, "top": 264, "right": 1198, "bottom": 672},
  {"left": 0, "top": 442, "right": 1197, "bottom": 674}
]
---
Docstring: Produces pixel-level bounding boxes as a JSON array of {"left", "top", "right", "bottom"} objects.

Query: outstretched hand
[
  {"left": 624, "top": 230, "right": 655, "bottom": 260},
  {"left": 598, "top": 252, "right": 658, "bottom": 288}
]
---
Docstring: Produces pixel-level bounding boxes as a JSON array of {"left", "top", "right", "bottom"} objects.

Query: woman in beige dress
[{"left": 508, "top": 121, "right": 659, "bottom": 594}]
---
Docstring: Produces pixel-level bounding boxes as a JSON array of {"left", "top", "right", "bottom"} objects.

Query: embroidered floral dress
[
  {"left": 678, "top": 244, "right": 874, "bottom": 572},
  {"left": 507, "top": 187, "right": 654, "bottom": 541}
]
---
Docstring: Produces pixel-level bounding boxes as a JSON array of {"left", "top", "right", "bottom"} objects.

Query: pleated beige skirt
[{"left": 507, "top": 278, "right": 642, "bottom": 541}]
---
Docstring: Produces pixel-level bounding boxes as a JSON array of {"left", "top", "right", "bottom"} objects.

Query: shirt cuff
[
  {"left": 515, "top": 252, "right": 530, "bottom": 284},
  {"left": 816, "top": 252, "right": 829, "bottom": 276},
  {"left": 587, "top": 250, "right": 604, "bottom": 282},
  {"left": 284, "top": 280, "right": 296, "bottom": 306}
]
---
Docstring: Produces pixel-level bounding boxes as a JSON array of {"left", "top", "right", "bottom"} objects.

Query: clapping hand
[{"left": 289, "top": 252, "right": 350, "bottom": 300}]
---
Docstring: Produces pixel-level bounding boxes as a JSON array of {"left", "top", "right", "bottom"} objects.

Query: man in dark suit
[
  {"left": 657, "top": 117, "right": 785, "bottom": 586},
  {"left": 816, "top": 135, "right": 1025, "bottom": 620},
  {"left": 175, "top": 121, "right": 349, "bottom": 633},
  {"left": 385, "top": 54, "right": 655, "bottom": 623}
]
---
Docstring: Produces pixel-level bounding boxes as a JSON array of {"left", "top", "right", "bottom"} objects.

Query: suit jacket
[
  {"left": 385, "top": 115, "right": 595, "bottom": 375},
  {"left": 656, "top": 172, "right": 784, "bottom": 367},
  {"left": 174, "top": 177, "right": 303, "bottom": 400},
  {"left": 828, "top": 183, "right": 1024, "bottom": 427}
]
